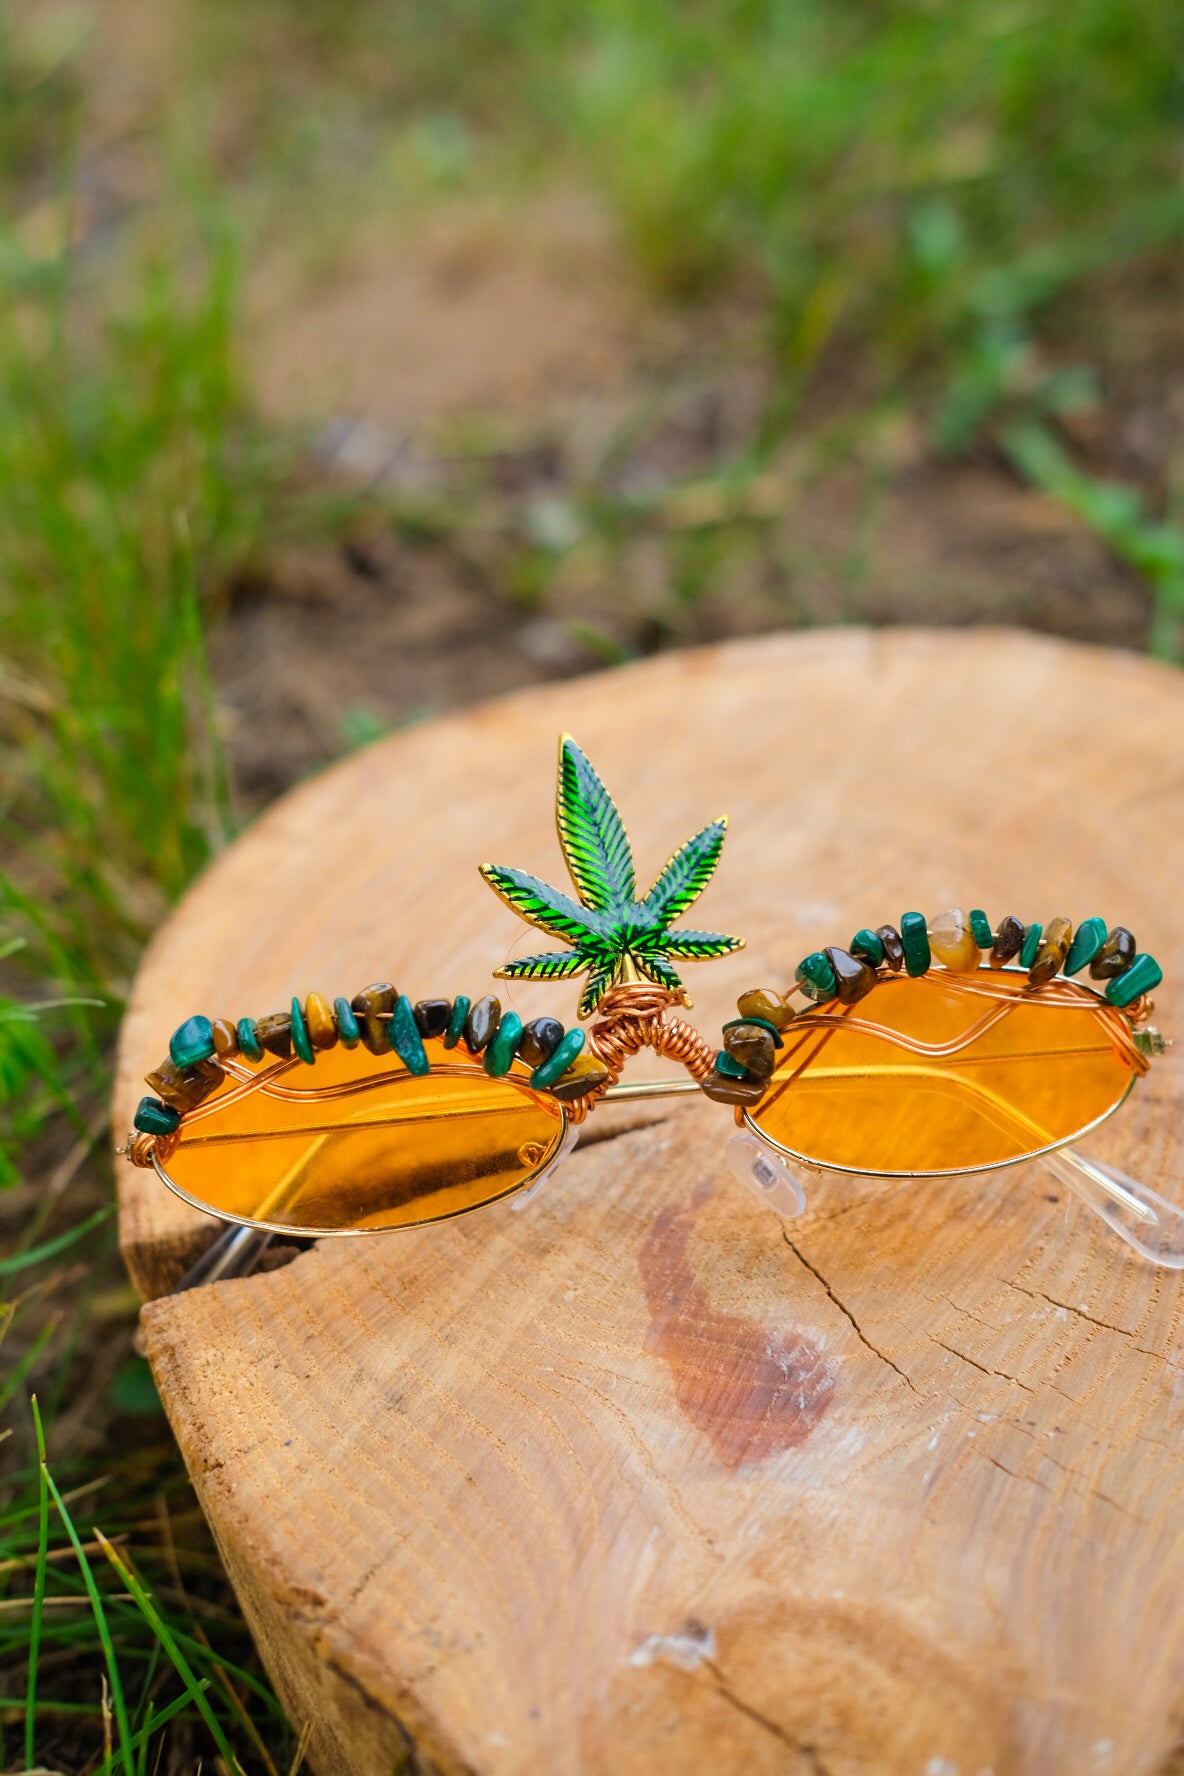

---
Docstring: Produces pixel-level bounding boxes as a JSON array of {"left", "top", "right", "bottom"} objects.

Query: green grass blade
[
  {"left": 24, "top": 1396, "right": 50, "bottom": 1771},
  {"left": 97, "top": 1532, "right": 245, "bottom": 1776},
  {"left": 0, "top": 1204, "right": 115, "bottom": 1277}
]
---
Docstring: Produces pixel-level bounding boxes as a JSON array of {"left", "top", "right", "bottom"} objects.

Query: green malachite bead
[
  {"left": 722, "top": 1015, "right": 783, "bottom": 1048},
  {"left": 443, "top": 996, "right": 471, "bottom": 1049},
  {"left": 237, "top": 1017, "right": 263, "bottom": 1062},
  {"left": 900, "top": 912, "right": 930, "bottom": 977},
  {"left": 715, "top": 1049, "right": 749, "bottom": 1080},
  {"left": 484, "top": 1011, "right": 523, "bottom": 1077},
  {"left": 290, "top": 997, "right": 315, "bottom": 1065},
  {"left": 850, "top": 928, "right": 884, "bottom": 967},
  {"left": 389, "top": 994, "right": 430, "bottom": 1075},
  {"left": 969, "top": 909, "right": 993, "bottom": 948},
  {"left": 795, "top": 951, "right": 837, "bottom": 1003},
  {"left": 530, "top": 1026, "right": 585, "bottom": 1089},
  {"left": 133, "top": 1095, "right": 182, "bottom": 1136},
  {"left": 1064, "top": 917, "right": 1107, "bottom": 976},
  {"left": 169, "top": 1015, "right": 215, "bottom": 1069},
  {"left": 1105, "top": 953, "right": 1162, "bottom": 1007},
  {"left": 333, "top": 997, "right": 360, "bottom": 1048},
  {"left": 414, "top": 999, "right": 452, "bottom": 1040},
  {"left": 1019, "top": 923, "right": 1043, "bottom": 969}
]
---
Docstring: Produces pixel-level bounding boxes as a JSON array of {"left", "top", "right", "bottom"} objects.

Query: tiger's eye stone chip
[
  {"left": 304, "top": 992, "right": 338, "bottom": 1050},
  {"left": 413, "top": 998, "right": 452, "bottom": 1040},
  {"left": 1065, "top": 916, "right": 1107, "bottom": 976},
  {"left": 736, "top": 988, "right": 794, "bottom": 1030},
  {"left": 1090, "top": 926, "right": 1136, "bottom": 980},
  {"left": 929, "top": 908, "right": 981, "bottom": 974},
  {"left": 351, "top": 983, "right": 395, "bottom": 1055},
  {"left": 518, "top": 1016, "right": 564, "bottom": 1067},
  {"left": 289, "top": 997, "right": 315, "bottom": 1065},
  {"left": 256, "top": 1011, "right": 293, "bottom": 1058},
  {"left": 443, "top": 996, "right": 471, "bottom": 1050},
  {"left": 169, "top": 1015, "right": 216, "bottom": 1069},
  {"left": 723, "top": 1022, "right": 776, "bottom": 1079},
  {"left": 823, "top": 946, "right": 878, "bottom": 1004},
  {"left": 849, "top": 929, "right": 884, "bottom": 968},
  {"left": 465, "top": 995, "right": 501, "bottom": 1055},
  {"left": 1028, "top": 916, "right": 1072, "bottom": 986},
  {"left": 900, "top": 912, "right": 931, "bottom": 978},
  {"left": 700, "top": 1067, "right": 766, "bottom": 1106},
  {"left": 990, "top": 915, "right": 1025, "bottom": 966},
  {"left": 145, "top": 1055, "right": 222, "bottom": 1111},
  {"left": 795, "top": 952, "right": 837, "bottom": 1003},
  {"left": 210, "top": 1018, "right": 238, "bottom": 1058},
  {"left": 333, "top": 997, "right": 360, "bottom": 1048},
  {"left": 875, "top": 925, "right": 905, "bottom": 971},
  {"left": 548, "top": 1051, "right": 612, "bottom": 1101}
]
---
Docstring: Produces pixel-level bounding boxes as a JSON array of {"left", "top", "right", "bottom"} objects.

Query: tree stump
[{"left": 117, "top": 628, "right": 1184, "bottom": 1776}]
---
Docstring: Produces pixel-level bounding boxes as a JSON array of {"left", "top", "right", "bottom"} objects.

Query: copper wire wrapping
[
  {"left": 128, "top": 1129, "right": 179, "bottom": 1168},
  {"left": 559, "top": 982, "right": 717, "bottom": 1121}
]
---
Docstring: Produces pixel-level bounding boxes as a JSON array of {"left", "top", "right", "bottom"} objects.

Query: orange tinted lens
[
  {"left": 748, "top": 967, "right": 1137, "bottom": 1175},
  {"left": 159, "top": 1037, "right": 566, "bottom": 1233}
]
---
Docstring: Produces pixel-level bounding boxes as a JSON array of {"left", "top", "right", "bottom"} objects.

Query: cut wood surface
[{"left": 116, "top": 628, "right": 1184, "bottom": 1776}]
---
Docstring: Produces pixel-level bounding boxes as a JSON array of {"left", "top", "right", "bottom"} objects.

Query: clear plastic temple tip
[
  {"left": 1042, "top": 1146, "right": 1184, "bottom": 1268},
  {"left": 509, "top": 1123, "right": 581, "bottom": 1212},
  {"left": 726, "top": 1134, "right": 807, "bottom": 1220}
]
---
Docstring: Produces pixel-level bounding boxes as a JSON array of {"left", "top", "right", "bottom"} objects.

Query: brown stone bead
[
  {"left": 990, "top": 915, "right": 1026, "bottom": 966},
  {"left": 145, "top": 1055, "right": 222, "bottom": 1112},
  {"left": 548, "top": 1052, "right": 612, "bottom": 1101},
  {"left": 736, "top": 988, "right": 794, "bottom": 1031},
  {"left": 700, "top": 1067, "right": 767, "bottom": 1106},
  {"left": 874, "top": 925, "right": 905, "bottom": 971},
  {"left": 1028, "top": 916, "right": 1073, "bottom": 986},
  {"left": 465, "top": 995, "right": 500, "bottom": 1054},
  {"left": 518, "top": 1016, "right": 564, "bottom": 1068},
  {"left": 1089, "top": 926, "right": 1136, "bottom": 980},
  {"left": 304, "top": 992, "right": 338, "bottom": 1050},
  {"left": 824, "top": 946, "right": 877, "bottom": 1004},
  {"left": 210, "top": 1018, "right": 238, "bottom": 1058},
  {"left": 723, "top": 1022, "right": 777, "bottom": 1080},
  {"left": 413, "top": 998, "right": 452, "bottom": 1040},
  {"left": 351, "top": 982, "right": 396, "bottom": 1054},
  {"left": 255, "top": 1011, "right": 293, "bottom": 1058}
]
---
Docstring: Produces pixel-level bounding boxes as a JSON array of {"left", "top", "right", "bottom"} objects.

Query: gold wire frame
[
  {"left": 152, "top": 1053, "right": 571, "bottom": 1237},
  {"left": 742, "top": 965, "right": 1142, "bottom": 1181}
]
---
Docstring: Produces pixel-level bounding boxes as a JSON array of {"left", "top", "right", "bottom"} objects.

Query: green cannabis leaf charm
[{"left": 479, "top": 735, "right": 744, "bottom": 1016}]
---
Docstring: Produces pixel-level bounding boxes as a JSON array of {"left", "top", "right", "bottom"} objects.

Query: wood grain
[{"left": 117, "top": 628, "right": 1184, "bottom": 1776}]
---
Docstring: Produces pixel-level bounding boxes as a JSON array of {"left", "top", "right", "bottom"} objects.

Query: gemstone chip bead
[
  {"left": 290, "top": 997, "right": 315, "bottom": 1065},
  {"left": 1019, "top": 923, "right": 1043, "bottom": 970},
  {"left": 465, "top": 995, "right": 501, "bottom": 1055},
  {"left": 304, "top": 993, "right": 338, "bottom": 1050},
  {"left": 237, "top": 1017, "right": 264, "bottom": 1062},
  {"left": 722, "top": 1022, "right": 777, "bottom": 1080},
  {"left": 518, "top": 1017, "right": 564, "bottom": 1068},
  {"left": 413, "top": 999, "right": 452, "bottom": 1041},
  {"left": 969, "top": 909, "right": 993, "bottom": 948},
  {"left": 351, "top": 983, "right": 395, "bottom": 1055},
  {"left": 1089, "top": 927, "right": 1136, "bottom": 981},
  {"left": 443, "top": 996, "right": 471, "bottom": 1049},
  {"left": 795, "top": 952, "right": 837, "bottom": 1003},
  {"left": 1105, "top": 952, "right": 1162, "bottom": 1007},
  {"left": 210, "top": 1018, "right": 239, "bottom": 1058},
  {"left": 256, "top": 1011, "right": 294, "bottom": 1059},
  {"left": 333, "top": 998, "right": 361, "bottom": 1048},
  {"left": 390, "top": 994, "right": 430, "bottom": 1075},
  {"left": 700, "top": 1068, "right": 766, "bottom": 1106},
  {"left": 823, "top": 946, "right": 878, "bottom": 1003},
  {"left": 169, "top": 1015, "right": 216, "bottom": 1069},
  {"left": 1064, "top": 917, "right": 1107, "bottom": 976},
  {"left": 990, "top": 915, "right": 1025, "bottom": 967},
  {"left": 900, "top": 912, "right": 931, "bottom": 978},
  {"left": 849, "top": 928, "right": 885, "bottom": 968},
  {"left": 736, "top": 988, "right": 795, "bottom": 1030},
  {"left": 549, "top": 1052, "right": 612, "bottom": 1101},
  {"left": 1028, "top": 916, "right": 1072, "bottom": 987},
  {"left": 929, "top": 909, "right": 981, "bottom": 974},
  {"left": 875, "top": 925, "right": 905, "bottom": 971},
  {"left": 145, "top": 1056, "right": 222, "bottom": 1112},
  {"left": 484, "top": 1011, "right": 524, "bottom": 1078},
  {"left": 530, "top": 1026, "right": 585, "bottom": 1089},
  {"left": 133, "top": 1095, "right": 182, "bottom": 1136}
]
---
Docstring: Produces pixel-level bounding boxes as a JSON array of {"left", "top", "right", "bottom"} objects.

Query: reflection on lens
[
  {"left": 747, "top": 968, "right": 1138, "bottom": 1176},
  {"left": 158, "top": 1037, "right": 566, "bottom": 1233}
]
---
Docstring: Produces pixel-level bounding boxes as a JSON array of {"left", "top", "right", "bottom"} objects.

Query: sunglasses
[{"left": 123, "top": 736, "right": 1180, "bottom": 1285}]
